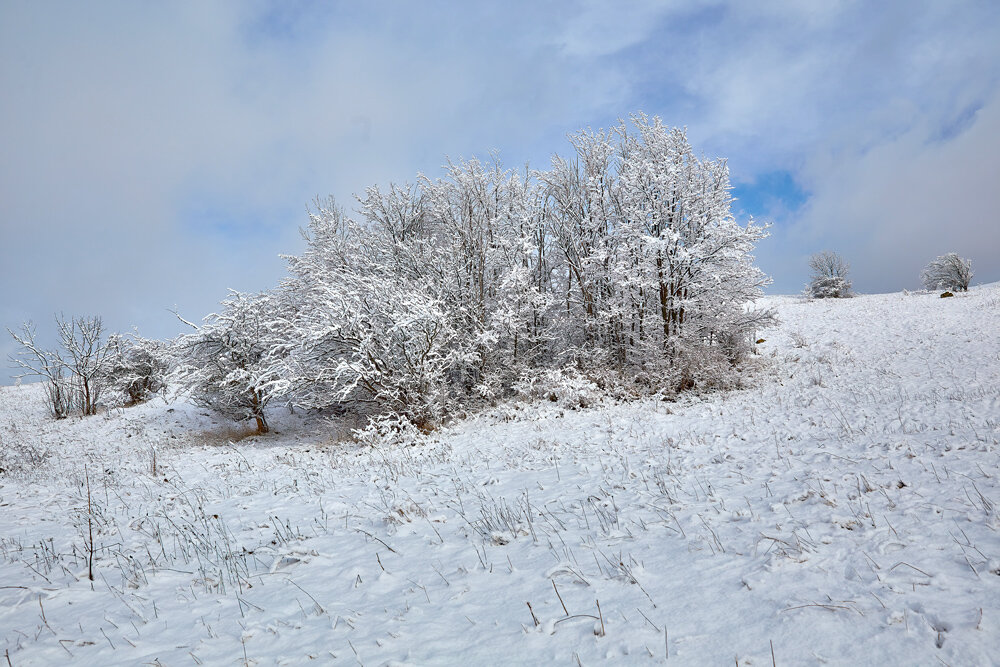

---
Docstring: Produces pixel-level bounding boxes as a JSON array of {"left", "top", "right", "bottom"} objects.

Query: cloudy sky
[{"left": 3, "top": 1, "right": 999, "bottom": 383}]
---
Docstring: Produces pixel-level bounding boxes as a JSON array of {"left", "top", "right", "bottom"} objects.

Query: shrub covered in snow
[
  {"left": 513, "top": 367, "right": 603, "bottom": 409},
  {"left": 105, "top": 334, "right": 169, "bottom": 406},
  {"left": 807, "top": 251, "right": 852, "bottom": 299},
  {"left": 921, "top": 252, "right": 973, "bottom": 292}
]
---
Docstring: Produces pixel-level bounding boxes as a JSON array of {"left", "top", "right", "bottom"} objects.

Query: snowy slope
[{"left": 1, "top": 285, "right": 999, "bottom": 665}]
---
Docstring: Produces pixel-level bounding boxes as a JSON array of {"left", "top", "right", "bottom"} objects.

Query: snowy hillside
[{"left": 2, "top": 285, "right": 999, "bottom": 665}]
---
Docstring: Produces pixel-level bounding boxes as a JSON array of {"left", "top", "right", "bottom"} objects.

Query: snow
[{"left": 2, "top": 285, "right": 999, "bottom": 665}]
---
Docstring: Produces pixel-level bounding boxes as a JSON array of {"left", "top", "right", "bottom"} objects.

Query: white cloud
[
  {"left": 555, "top": 0, "right": 684, "bottom": 58},
  {"left": 790, "top": 96, "right": 1000, "bottom": 292}
]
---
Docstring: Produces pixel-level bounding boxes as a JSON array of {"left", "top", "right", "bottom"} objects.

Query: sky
[{"left": 2, "top": 1, "right": 999, "bottom": 384}]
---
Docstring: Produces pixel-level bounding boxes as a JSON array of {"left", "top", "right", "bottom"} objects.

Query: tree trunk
[
  {"left": 657, "top": 251, "right": 670, "bottom": 345},
  {"left": 251, "top": 390, "right": 269, "bottom": 434},
  {"left": 255, "top": 413, "right": 269, "bottom": 435}
]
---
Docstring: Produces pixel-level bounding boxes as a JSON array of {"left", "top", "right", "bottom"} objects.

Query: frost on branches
[
  {"left": 172, "top": 291, "right": 288, "bottom": 434},
  {"left": 544, "top": 117, "right": 773, "bottom": 369},
  {"left": 7, "top": 315, "right": 115, "bottom": 418},
  {"left": 260, "top": 114, "right": 773, "bottom": 429},
  {"left": 166, "top": 114, "right": 773, "bottom": 432},
  {"left": 921, "top": 253, "right": 973, "bottom": 292},
  {"left": 105, "top": 334, "right": 169, "bottom": 406}
]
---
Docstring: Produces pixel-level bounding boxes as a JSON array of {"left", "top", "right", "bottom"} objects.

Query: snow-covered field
[{"left": 2, "top": 285, "right": 999, "bottom": 666}]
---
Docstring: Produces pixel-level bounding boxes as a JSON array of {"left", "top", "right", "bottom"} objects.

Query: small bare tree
[
  {"left": 56, "top": 315, "right": 113, "bottom": 416},
  {"left": 807, "top": 251, "right": 852, "bottom": 298},
  {"left": 921, "top": 253, "right": 973, "bottom": 292},
  {"left": 7, "top": 322, "right": 73, "bottom": 418},
  {"left": 8, "top": 315, "right": 113, "bottom": 417}
]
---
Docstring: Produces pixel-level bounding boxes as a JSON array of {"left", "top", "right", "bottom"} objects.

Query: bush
[
  {"left": 921, "top": 253, "right": 972, "bottom": 292},
  {"left": 513, "top": 367, "right": 603, "bottom": 409},
  {"left": 807, "top": 251, "right": 852, "bottom": 298},
  {"left": 105, "top": 334, "right": 169, "bottom": 406}
]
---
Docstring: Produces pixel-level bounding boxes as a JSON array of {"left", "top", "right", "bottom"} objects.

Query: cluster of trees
[{"left": 11, "top": 115, "right": 777, "bottom": 432}]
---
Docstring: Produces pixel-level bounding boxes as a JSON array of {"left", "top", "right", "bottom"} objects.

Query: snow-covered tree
[
  {"left": 420, "top": 158, "right": 552, "bottom": 391},
  {"left": 807, "top": 251, "right": 852, "bottom": 299},
  {"left": 542, "top": 115, "right": 773, "bottom": 371},
  {"left": 279, "top": 199, "right": 459, "bottom": 428},
  {"left": 921, "top": 253, "right": 972, "bottom": 292},
  {"left": 105, "top": 334, "right": 169, "bottom": 406},
  {"left": 173, "top": 291, "right": 288, "bottom": 434}
]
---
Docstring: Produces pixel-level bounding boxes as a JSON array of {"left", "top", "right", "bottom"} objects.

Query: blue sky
[{"left": 2, "top": 1, "right": 1000, "bottom": 383}]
